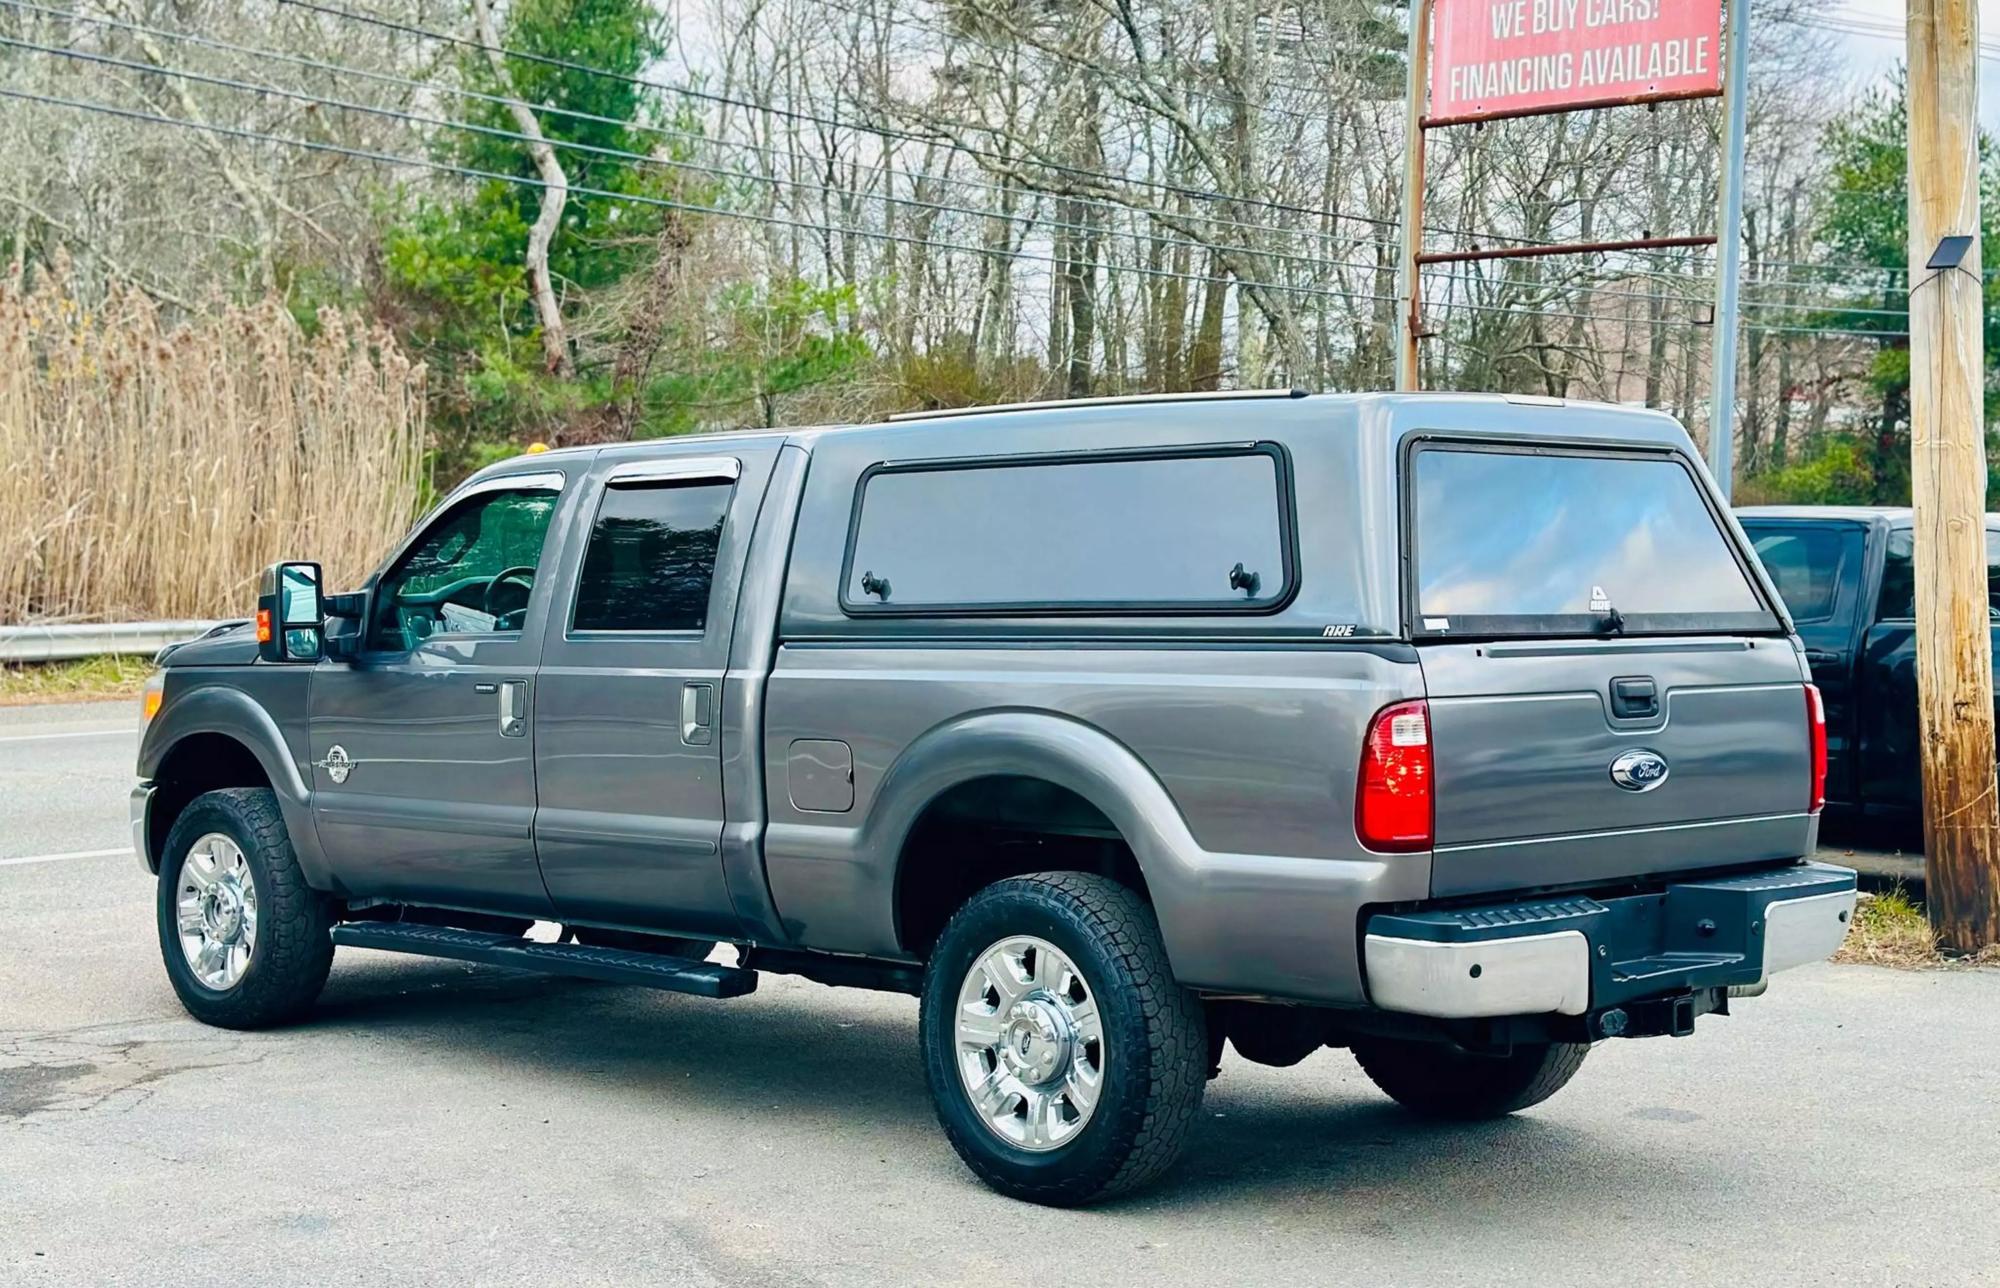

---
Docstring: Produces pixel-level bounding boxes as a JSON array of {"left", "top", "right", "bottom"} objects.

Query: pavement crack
[{"left": 0, "top": 1030, "right": 274, "bottom": 1123}]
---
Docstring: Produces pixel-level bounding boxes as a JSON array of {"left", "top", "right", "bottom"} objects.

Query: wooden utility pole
[{"left": 1907, "top": 0, "right": 2000, "bottom": 953}]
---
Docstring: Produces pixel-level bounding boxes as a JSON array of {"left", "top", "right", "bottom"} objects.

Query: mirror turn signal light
[{"left": 255, "top": 607, "right": 273, "bottom": 644}]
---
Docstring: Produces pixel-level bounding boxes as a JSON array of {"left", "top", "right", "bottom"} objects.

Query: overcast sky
[{"left": 1827, "top": 0, "right": 2000, "bottom": 126}]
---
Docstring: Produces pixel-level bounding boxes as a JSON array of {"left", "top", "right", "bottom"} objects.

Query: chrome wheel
[
  {"left": 175, "top": 832, "right": 258, "bottom": 991},
  {"left": 954, "top": 935, "right": 1106, "bottom": 1152}
]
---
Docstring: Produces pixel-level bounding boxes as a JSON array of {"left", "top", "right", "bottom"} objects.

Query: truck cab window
[
  {"left": 571, "top": 480, "right": 732, "bottom": 632},
  {"left": 1876, "top": 528, "right": 2000, "bottom": 622},
  {"left": 369, "top": 486, "right": 560, "bottom": 651}
]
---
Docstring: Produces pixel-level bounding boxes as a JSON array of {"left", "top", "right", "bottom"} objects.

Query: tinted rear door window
[
  {"left": 1413, "top": 447, "right": 1776, "bottom": 636},
  {"left": 1743, "top": 524, "right": 1856, "bottom": 622},
  {"left": 845, "top": 447, "right": 1292, "bottom": 612},
  {"left": 572, "top": 481, "right": 732, "bottom": 632}
]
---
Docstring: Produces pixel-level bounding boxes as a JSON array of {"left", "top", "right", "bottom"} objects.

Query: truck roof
[{"left": 467, "top": 392, "right": 1692, "bottom": 486}]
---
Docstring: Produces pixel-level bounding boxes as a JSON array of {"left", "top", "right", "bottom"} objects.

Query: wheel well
[
  {"left": 148, "top": 733, "right": 272, "bottom": 869},
  {"left": 893, "top": 775, "right": 1149, "bottom": 957}
]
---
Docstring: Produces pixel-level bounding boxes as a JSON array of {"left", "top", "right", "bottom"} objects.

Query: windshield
[{"left": 1412, "top": 446, "right": 1779, "bottom": 638}]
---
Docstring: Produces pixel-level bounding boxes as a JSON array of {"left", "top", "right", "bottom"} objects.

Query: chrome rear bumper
[{"left": 1363, "top": 861, "right": 1857, "bottom": 1021}]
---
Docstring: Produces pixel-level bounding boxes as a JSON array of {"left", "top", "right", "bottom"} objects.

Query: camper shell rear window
[{"left": 1408, "top": 442, "right": 1781, "bottom": 639}]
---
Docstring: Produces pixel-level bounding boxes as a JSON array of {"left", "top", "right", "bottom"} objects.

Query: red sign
[{"left": 1428, "top": 0, "right": 1725, "bottom": 125}]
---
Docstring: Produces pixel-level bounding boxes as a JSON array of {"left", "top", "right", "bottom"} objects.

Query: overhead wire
[
  {"left": 0, "top": 83, "right": 1404, "bottom": 307},
  {"left": 0, "top": 2, "right": 1931, "bottom": 344},
  {"left": 0, "top": 31, "right": 1400, "bottom": 280},
  {"left": 0, "top": 0, "right": 1396, "bottom": 252}
]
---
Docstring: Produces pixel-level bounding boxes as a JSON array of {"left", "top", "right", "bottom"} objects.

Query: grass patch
[
  {"left": 0, "top": 654, "right": 153, "bottom": 705},
  {"left": 1835, "top": 886, "right": 2000, "bottom": 969}
]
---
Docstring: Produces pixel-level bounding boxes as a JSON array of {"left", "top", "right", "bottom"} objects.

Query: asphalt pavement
[{"left": 2, "top": 700, "right": 1996, "bottom": 1287}]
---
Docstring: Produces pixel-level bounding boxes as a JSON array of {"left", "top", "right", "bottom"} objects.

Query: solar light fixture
[{"left": 1927, "top": 235, "right": 1975, "bottom": 272}]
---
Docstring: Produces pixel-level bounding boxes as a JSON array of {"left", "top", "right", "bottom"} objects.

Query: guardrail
[{"left": 0, "top": 621, "right": 223, "bottom": 664}]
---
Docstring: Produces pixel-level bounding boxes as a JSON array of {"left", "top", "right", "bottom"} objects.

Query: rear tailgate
[
  {"left": 1422, "top": 641, "right": 1815, "bottom": 896},
  {"left": 1407, "top": 440, "right": 1815, "bottom": 898}
]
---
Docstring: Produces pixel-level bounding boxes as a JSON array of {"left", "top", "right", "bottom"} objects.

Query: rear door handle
[
  {"left": 680, "top": 681, "right": 716, "bottom": 746},
  {"left": 498, "top": 680, "right": 528, "bottom": 737},
  {"left": 1609, "top": 676, "right": 1659, "bottom": 720}
]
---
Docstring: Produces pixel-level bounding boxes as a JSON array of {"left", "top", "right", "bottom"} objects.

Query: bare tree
[{"left": 469, "top": 0, "right": 572, "bottom": 377}]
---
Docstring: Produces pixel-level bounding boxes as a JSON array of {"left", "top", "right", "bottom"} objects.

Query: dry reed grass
[{"left": 0, "top": 266, "right": 426, "bottom": 624}]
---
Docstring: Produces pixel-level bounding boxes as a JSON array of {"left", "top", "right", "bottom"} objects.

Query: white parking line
[
  {"left": 0, "top": 728, "right": 132, "bottom": 745},
  {"left": 0, "top": 847, "right": 129, "bottom": 868}
]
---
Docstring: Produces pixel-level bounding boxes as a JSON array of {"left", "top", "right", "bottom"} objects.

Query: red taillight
[
  {"left": 1358, "top": 699, "right": 1434, "bottom": 852},
  {"left": 1806, "top": 683, "right": 1828, "bottom": 813}
]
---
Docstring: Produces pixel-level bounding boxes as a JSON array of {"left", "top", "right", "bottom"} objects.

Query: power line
[
  {"left": 265, "top": 0, "right": 1946, "bottom": 285},
  {"left": 0, "top": 82, "right": 1402, "bottom": 308},
  {"left": 0, "top": 0, "right": 1395, "bottom": 254},
  {"left": 197, "top": 0, "right": 1918, "bottom": 285},
  {"left": 1, "top": 78, "right": 1900, "bottom": 344},
  {"left": 0, "top": 5, "right": 1927, "bottom": 343},
  {"left": 785, "top": 0, "right": 1355, "bottom": 127},
  {"left": 1794, "top": 11, "right": 2000, "bottom": 62},
  {"left": 1748, "top": 322, "right": 1909, "bottom": 339},
  {"left": 1433, "top": 266, "right": 1916, "bottom": 317},
  {"left": 0, "top": 32, "right": 1398, "bottom": 281},
  {"left": 272, "top": 0, "right": 1376, "bottom": 227},
  {"left": 1437, "top": 295, "right": 1910, "bottom": 340},
  {"left": 24, "top": 27, "right": 1900, "bottom": 311}
]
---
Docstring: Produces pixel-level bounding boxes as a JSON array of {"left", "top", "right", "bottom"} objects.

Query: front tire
[
  {"left": 157, "top": 787, "right": 334, "bottom": 1030},
  {"left": 919, "top": 873, "right": 1207, "bottom": 1206},
  {"left": 1350, "top": 1036, "right": 1589, "bottom": 1120}
]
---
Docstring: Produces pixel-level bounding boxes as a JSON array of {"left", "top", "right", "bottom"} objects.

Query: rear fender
[{"left": 843, "top": 710, "right": 1418, "bottom": 1002}]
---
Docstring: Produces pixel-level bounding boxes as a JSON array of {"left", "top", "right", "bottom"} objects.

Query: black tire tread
[
  {"left": 158, "top": 787, "right": 333, "bottom": 1030},
  {"left": 1350, "top": 1036, "right": 1590, "bottom": 1120},
  {"left": 921, "top": 871, "right": 1207, "bottom": 1205}
]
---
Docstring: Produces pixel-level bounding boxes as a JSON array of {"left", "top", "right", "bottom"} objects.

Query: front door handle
[
  {"left": 498, "top": 680, "right": 528, "bottom": 737},
  {"left": 680, "top": 681, "right": 716, "bottom": 746}
]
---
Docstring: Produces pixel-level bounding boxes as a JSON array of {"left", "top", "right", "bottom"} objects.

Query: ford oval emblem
[{"left": 1609, "top": 749, "right": 1670, "bottom": 792}]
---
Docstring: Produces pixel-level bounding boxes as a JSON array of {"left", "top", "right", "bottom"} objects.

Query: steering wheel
[{"left": 483, "top": 566, "right": 538, "bottom": 628}]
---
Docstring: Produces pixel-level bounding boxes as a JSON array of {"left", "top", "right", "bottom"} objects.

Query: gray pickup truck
[{"left": 134, "top": 391, "right": 1857, "bottom": 1205}]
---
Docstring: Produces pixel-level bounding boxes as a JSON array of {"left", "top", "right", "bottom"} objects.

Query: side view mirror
[
  {"left": 322, "top": 589, "right": 369, "bottom": 662},
  {"left": 257, "top": 561, "right": 324, "bottom": 663}
]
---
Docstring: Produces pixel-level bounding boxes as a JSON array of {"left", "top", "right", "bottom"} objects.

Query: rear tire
[
  {"left": 919, "top": 872, "right": 1207, "bottom": 1206},
  {"left": 1350, "top": 1036, "right": 1590, "bottom": 1120},
  {"left": 157, "top": 788, "right": 334, "bottom": 1030}
]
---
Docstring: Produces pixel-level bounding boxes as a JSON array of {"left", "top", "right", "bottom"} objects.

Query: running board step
[{"left": 330, "top": 923, "right": 757, "bottom": 998}]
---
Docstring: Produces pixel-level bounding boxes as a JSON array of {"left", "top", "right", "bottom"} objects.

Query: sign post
[
  {"left": 1708, "top": 0, "right": 1750, "bottom": 499},
  {"left": 1397, "top": 0, "right": 1433, "bottom": 392},
  {"left": 1400, "top": 0, "right": 1731, "bottom": 394}
]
